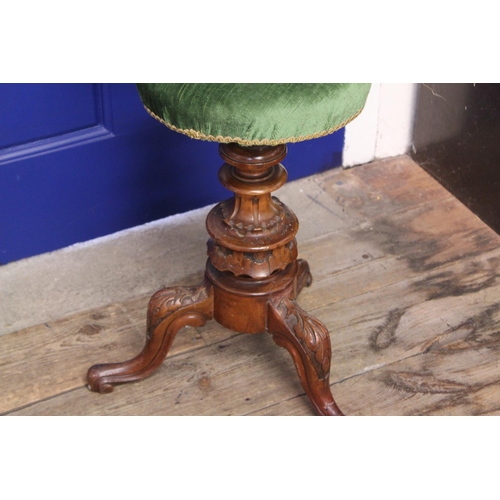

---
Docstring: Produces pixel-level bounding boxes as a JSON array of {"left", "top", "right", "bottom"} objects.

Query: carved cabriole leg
[
  {"left": 87, "top": 282, "right": 214, "bottom": 393},
  {"left": 268, "top": 295, "right": 343, "bottom": 416}
]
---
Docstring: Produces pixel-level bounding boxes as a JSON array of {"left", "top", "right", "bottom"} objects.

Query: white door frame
[{"left": 343, "top": 83, "right": 419, "bottom": 168}]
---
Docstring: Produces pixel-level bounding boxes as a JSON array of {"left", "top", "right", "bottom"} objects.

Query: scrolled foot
[
  {"left": 268, "top": 295, "right": 343, "bottom": 416},
  {"left": 87, "top": 282, "right": 214, "bottom": 393}
]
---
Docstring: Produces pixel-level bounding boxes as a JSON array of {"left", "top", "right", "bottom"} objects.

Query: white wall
[{"left": 343, "top": 83, "right": 419, "bottom": 167}]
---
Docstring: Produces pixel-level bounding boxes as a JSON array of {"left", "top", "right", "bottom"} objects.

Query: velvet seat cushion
[{"left": 137, "top": 83, "right": 371, "bottom": 146}]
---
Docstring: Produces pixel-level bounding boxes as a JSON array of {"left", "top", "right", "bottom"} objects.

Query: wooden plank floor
[{"left": 2, "top": 154, "right": 500, "bottom": 416}]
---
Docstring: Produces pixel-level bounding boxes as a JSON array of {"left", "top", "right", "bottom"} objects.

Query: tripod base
[{"left": 87, "top": 259, "right": 343, "bottom": 415}]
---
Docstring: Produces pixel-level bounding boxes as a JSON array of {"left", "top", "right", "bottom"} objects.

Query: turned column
[{"left": 205, "top": 143, "right": 299, "bottom": 333}]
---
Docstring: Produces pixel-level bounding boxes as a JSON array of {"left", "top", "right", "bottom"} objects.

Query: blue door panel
[
  {"left": 0, "top": 84, "right": 344, "bottom": 264},
  {"left": 0, "top": 84, "right": 99, "bottom": 149}
]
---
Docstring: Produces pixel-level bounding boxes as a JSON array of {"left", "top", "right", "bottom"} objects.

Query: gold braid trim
[{"left": 142, "top": 105, "right": 364, "bottom": 146}]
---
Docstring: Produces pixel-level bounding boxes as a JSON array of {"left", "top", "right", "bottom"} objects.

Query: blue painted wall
[{"left": 0, "top": 84, "right": 344, "bottom": 264}]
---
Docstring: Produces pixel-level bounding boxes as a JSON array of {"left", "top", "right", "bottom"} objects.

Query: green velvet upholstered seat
[{"left": 137, "top": 83, "right": 371, "bottom": 146}]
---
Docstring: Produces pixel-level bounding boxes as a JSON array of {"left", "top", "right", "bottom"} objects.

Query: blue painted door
[{"left": 0, "top": 84, "right": 344, "bottom": 264}]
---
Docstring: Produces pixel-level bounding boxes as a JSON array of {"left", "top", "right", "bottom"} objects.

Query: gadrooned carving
[{"left": 207, "top": 238, "right": 297, "bottom": 278}]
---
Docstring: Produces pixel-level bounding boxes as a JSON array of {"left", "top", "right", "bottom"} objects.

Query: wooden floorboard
[{"left": 3, "top": 155, "right": 500, "bottom": 416}]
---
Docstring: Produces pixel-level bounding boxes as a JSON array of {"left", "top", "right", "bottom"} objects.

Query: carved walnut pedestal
[{"left": 87, "top": 143, "right": 343, "bottom": 416}]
